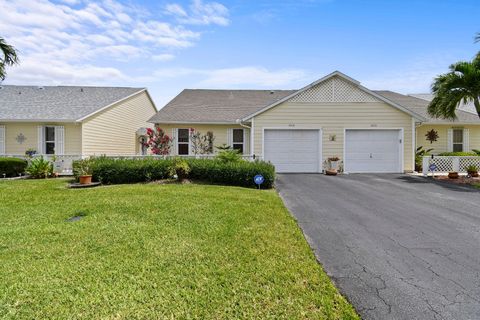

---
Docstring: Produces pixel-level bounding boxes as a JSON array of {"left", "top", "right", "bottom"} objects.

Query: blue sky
[{"left": 1, "top": 0, "right": 479, "bottom": 108}]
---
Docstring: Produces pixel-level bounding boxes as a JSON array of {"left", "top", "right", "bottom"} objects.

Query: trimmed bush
[
  {"left": 437, "top": 151, "right": 479, "bottom": 156},
  {"left": 73, "top": 157, "right": 275, "bottom": 188},
  {"left": 0, "top": 157, "right": 28, "bottom": 178}
]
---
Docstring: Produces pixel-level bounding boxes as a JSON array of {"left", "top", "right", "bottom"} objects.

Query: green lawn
[{"left": 0, "top": 179, "right": 358, "bottom": 319}]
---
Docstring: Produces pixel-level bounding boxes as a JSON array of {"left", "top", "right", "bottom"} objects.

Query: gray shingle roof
[
  {"left": 374, "top": 91, "right": 480, "bottom": 124},
  {"left": 150, "top": 88, "right": 480, "bottom": 125},
  {"left": 0, "top": 85, "right": 144, "bottom": 121},
  {"left": 148, "top": 89, "right": 296, "bottom": 123}
]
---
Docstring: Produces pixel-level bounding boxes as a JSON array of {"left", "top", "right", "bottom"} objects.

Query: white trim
[
  {"left": 250, "top": 118, "right": 255, "bottom": 157},
  {"left": 0, "top": 125, "right": 5, "bottom": 155},
  {"left": 176, "top": 128, "right": 190, "bottom": 156},
  {"left": 343, "top": 128, "right": 404, "bottom": 173},
  {"left": 262, "top": 127, "right": 323, "bottom": 173},
  {"left": 76, "top": 89, "right": 147, "bottom": 122},
  {"left": 242, "top": 71, "right": 426, "bottom": 122},
  {"left": 230, "top": 128, "right": 245, "bottom": 155},
  {"left": 149, "top": 120, "right": 238, "bottom": 125},
  {"left": 412, "top": 118, "right": 416, "bottom": 172},
  {"left": 0, "top": 119, "right": 76, "bottom": 123}
]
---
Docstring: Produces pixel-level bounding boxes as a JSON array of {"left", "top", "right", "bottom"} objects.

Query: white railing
[
  {"left": 3, "top": 154, "right": 82, "bottom": 175},
  {"left": 107, "top": 154, "right": 259, "bottom": 161},
  {"left": 422, "top": 156, "right": 480, "bottom": 175}
]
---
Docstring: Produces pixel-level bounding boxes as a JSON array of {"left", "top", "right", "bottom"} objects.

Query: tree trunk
[{"left": 474, "top": 97, "right": 480, "bottom": 119}]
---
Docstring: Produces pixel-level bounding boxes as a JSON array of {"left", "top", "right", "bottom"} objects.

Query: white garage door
[
  {"left": 345, "top": 129, "right": 402, "bottom": 173},
  {"left": 264, "top": 129, "right": 320, "bottom": 173}
]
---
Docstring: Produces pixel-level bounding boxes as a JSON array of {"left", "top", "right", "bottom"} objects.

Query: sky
[{"left": 1, "top": 0, "right": 479, "bottom": 108}]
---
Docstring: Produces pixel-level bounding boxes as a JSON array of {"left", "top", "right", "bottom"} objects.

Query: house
[
  {"left": 0, "top": 85, "right": 157, "bottom": 157},
  {"left": 149, "top": 71, "right": 480, "bottom": 173}
]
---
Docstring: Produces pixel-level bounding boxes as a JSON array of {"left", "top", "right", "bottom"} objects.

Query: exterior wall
[
  {"left": 156, "top": 124, "right": 250, "bottom": 155},
  {"left": 416, "top": 124, "right": 480, "bottom": 154},
  {"left": 1, "top": 122, "right": 82, "bottom": 155},
  {"left": 81, "top": 91, "right": 156, "bottom": 155},
  {"left": 252, "top": 101, "right": 415, "bottom": 172}
]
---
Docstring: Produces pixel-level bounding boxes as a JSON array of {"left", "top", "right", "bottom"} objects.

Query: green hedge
[
  {"left": 0, "top": 157, "right": 28, "bottom": 178},
  {"left": 73, "top": 157, "right": 275, "bottom": 189},
  {"left": 437, "top": 152, "right": 479, "bottom": 156}
]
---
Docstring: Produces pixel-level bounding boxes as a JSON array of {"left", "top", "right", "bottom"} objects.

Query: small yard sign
[
  {"left": 429, "top": 164, "right": 437, "bottom": 171},
  {"left": 254, "top": 174, "right": 264, "bottom": 189}
]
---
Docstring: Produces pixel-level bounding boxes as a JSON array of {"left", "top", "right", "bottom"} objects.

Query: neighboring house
[
  {"left": 0, "top": 85, "right": 157, "bottom": 157},
  {"left": 150, "top": 71, "right": 480, "bottom": 173}
]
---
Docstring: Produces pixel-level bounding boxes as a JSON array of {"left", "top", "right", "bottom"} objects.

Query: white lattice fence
[{"left": 422, "top": 156, "right": 480, "bottom": 175}]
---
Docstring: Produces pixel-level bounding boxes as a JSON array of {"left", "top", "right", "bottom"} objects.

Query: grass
[{"left": 0, "top": 179, "right": 358, "bottom": 319}]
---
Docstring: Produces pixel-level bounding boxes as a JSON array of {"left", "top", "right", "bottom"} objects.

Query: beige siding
[
  {"left": 416, "top": 124, "right": 480, "bottom": 154},
  {"left": 2, "top": 122, "right": 82, "bottom": 155},
  {"left": 253, "top": 102, "right": 415, "bottom": 172},
  {"left": 81, "top": 91, "right": 156, "bottom": 155},
  {"left": 156, "top": 124, "right": 250, "bottom": 155}
]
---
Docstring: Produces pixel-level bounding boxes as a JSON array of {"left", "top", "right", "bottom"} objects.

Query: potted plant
[
  {"left": 77, "top": 158, "right": 93, "bottom": 184},
  {"left": 466, "top": 165, "right": 479, "bottom": 177},
  {"left": 328, "top": 156, "right": 340, "bottom": 170},
  {"left": 448, "top": 171, "right": 459, "bottom": 179}
]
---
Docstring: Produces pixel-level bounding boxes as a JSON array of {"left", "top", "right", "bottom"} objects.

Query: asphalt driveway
[{"left": 276, "top": 174, "right": 480, "bottom": 320}]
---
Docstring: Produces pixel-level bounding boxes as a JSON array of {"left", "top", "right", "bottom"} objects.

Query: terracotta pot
[
  {"left": 79, "top": 175, "right": 92, "bottom": 185},
  {"left": 325, "top": 169, "right": 338, "bottom": 176},
  {"left": 448, "top": 172, "right": 459, "bottom": 179},
  {"left": 467, "top": 171, "right": 479, "bottom": 177}
]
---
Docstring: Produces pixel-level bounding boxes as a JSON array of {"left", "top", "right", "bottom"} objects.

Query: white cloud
[
  {"left": 165, "top": 0, "right": 230, "bottom": 26},
  {"left": 152, "top": 54, "right": 176, "bottom": 62},
  {"left": 1, "top": 0, "right": 228, "bottom": 85},
  {"left": 153, "top": 66, "right": 308, "bottom": 87}
]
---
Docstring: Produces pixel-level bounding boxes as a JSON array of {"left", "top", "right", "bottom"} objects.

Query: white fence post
[
  {"left": 422, "top": 156, "right": 429, "bottom": 176},
  {"left": 452, "top": 157, "right": 460, "bottom": 172}
]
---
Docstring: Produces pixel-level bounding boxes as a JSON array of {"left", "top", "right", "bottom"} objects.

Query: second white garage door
[
  {"left": 264, "top": 129, "right": 321, "bottom": 173},
  {"left": 345, "top": 129, "right": 402, "bottom": 173}
]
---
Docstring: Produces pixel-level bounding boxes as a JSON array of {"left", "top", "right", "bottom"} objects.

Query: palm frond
[{"left": 0, "top": 37, "right": 19, "bottom": 80}]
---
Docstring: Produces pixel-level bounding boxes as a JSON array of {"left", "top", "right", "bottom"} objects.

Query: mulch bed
[{"left": 433, "top": 175, "right": 480, "bottom": 187}]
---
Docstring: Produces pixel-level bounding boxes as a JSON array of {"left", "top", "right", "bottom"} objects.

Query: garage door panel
[
  {"left": 264, "top": 129, "right": 320, "bottom": 173},
  {"left": 345, "top": 130, "right": 401, "bottom": 173}
]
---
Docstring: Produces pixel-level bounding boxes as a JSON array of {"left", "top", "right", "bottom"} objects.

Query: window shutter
[
  {"left": 0, "top": 125, "right": 5, "bottom": 155},
  {"left": 55, "top": 126, "right": 65, "bottom": 155},
  {"left": 447, "top": 129, "right": 453, "bottom": 152},
  {"left": 171, "top": 128, "right": 177, "bottom": 155},
  {"left": 227, "top": 128, "right": 233, "bottom": 147},
  {"left": 37, "top": 126, "right": 45, "bottom": 154},
  {"left": 463, "top": 128, "right": 469, "bottom": 152}
]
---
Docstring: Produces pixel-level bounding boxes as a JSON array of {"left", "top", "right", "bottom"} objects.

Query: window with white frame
[
  {"left": 232, "top": 129, "right": 244, "bottom": 154},
  {"left": 452, "top": 129, "right": 463, "bottom": 152},
  {"left": 45, "top": 126, "right": 55, "bottom": 154},
  {"left": 177, "top": 128, "right": 190, "bottom": 155}
]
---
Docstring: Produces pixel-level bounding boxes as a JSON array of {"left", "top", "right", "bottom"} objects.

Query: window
[
  {"left": 452, "top": 129, "right": 463, "bottom": 152},
  {"left": 232, "top": 129, "right": 244, "bottom": 154},
  {"left": 177, "top": 129, "right": 189, "bottom": 155},
  {"left": 45, "top": 126, "right": 55, "bottom": 154}
]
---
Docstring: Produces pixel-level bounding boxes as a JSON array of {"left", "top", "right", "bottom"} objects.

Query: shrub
[
  {"left": 215, "top": 149, "right": 243, "bottom": 163},
  {"left": 437, "top": 151, "right": 479, "bottom": 156},
  {"left": 26, "top": 157, "right": 53, "bottom": 179},
  {"left": 466, "top": 165, "right": 478, "bottom": 173},
  {"left": 73, "top": 157, "right": 171, "bottom": 184},
  {"left": 187, "top": 158, "right": 275, "bottom": 188},
  {"left": 167, "top": 158, "right": 190, "bottom": 181},
  {"left": 73, "top": 157, "right": 275, "bottom": 188},
  {"left": 0, "top": 157, "right": 28, "bottom": 178}
]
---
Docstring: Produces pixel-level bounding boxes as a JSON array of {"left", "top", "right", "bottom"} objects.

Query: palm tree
[
  {"left": 428, "top": 53, "right": 480, "bottom": 119},
  {"left": 0, "top": 37, "right": 19, "bottom": 81},
  {"left": 476, "top": 32, "right": 480, "bottom": 43}
]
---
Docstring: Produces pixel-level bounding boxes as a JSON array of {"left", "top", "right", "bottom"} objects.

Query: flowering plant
[
  {"left": 143, "top": 127, "right": 172, "bottom": 155},
  {"left": 189, "top": 129, "right": 215, "bottom": 155}
]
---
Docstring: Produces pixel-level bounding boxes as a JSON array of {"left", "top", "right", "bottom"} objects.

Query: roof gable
[{"left": 242, "top": 71, "right": 426, "bottom": 121}]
